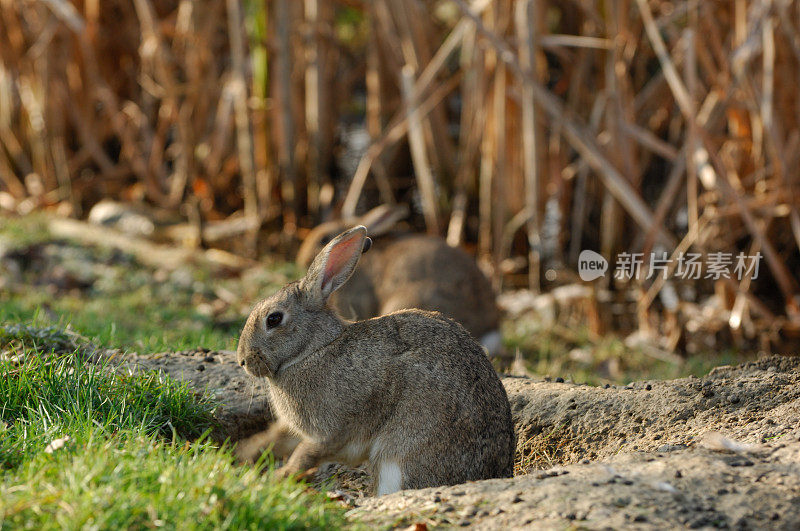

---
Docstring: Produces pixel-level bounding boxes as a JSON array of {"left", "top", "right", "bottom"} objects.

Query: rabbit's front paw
[
  {"left": 274, "top": 464, "right": 317, "bottom": 481},
  {"left": 273, "top": 465, "right": 293, "bottom": 480}
]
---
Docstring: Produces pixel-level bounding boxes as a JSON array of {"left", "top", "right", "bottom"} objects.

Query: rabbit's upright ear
[{"left": 302, "top": 225, "right": 368, "bottom": 306}]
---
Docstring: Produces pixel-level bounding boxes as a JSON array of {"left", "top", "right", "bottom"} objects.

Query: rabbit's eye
[
  {"left": 319, "top": 235, "right": 332, "bottom": 245},
  {"left": 266, "top": 312, "right": 283, "bottom": 328}
]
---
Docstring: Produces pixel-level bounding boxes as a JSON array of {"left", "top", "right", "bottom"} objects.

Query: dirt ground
[{"left": 108, "top": 348, "right": 800, "bottom": 529}]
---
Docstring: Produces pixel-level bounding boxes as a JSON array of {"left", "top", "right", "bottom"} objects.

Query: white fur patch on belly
[{"left": 376, "top": 461, "right": 403, "bottom": 496}]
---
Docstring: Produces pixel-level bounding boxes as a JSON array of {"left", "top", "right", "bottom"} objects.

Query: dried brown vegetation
[{"left": 1, "top": 0, "right": 799, "bottom": 351}]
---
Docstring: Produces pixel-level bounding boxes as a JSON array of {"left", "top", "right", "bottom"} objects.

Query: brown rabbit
[
  {"left": 296, "top": 205, "right": 503, "bottom": 357},
  {"left": 237, "top": 226, "right": 515, "bottom": 495}
]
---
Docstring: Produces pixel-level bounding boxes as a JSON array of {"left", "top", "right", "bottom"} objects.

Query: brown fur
[
  {"left": 237, "top": 226, "right": 515, "bottom": 495},
  {"left": 295, "top": 206, "right": 501, "bottom": 346}
]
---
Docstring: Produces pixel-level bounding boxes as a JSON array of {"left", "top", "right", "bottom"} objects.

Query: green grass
[
  {"left": 0, "top": 215, "right": 300, "bottom": 353},
  {"left": 503, "top": 319, "right": 750, "bottom": 385},
  {"left": 0, "top": 292, "right": 240, "bottom": 354},
  {"left": 0, "top": 326, "right": 350, "bottom": 529},
  {"left": 1, "top": 434, "right": 347, "bottom": 530}
]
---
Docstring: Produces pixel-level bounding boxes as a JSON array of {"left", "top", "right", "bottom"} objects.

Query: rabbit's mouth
[{"left": 240, "top": 351, "right": 274, "bottom": 378}]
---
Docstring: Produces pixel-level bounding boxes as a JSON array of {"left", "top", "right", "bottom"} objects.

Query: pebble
[
  {"left": 645, "top": 384, "right": 652, "bottom": 390},
  {"left": 728, "top": 394, "right": 740, "bottom": 404},
  {"left": 203, "top": 356, "right": 215, "bottom": 363},
  {"left": 657, "top": 443, "right": 687, "bottom": 452},
  {"left": 197, "top": 364, "right": 205, "bottom": 372},
  {"left": 460, "top": 505, "right": 478, "bottom": 518},
  {"left": 555, "top": 377, "right": 565, "bottom": 383}
]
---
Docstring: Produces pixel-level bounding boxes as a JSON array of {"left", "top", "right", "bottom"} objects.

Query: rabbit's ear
[
  {"left": 357, "top": 204, "right": 409, "bottom": 237},
  {"left": 302, "top": 225, "right": 368, "bottom": 305}
]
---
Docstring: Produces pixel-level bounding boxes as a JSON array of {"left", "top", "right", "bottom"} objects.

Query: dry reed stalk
[
  {"left": 3, "top": 0, "right": 800, "bottom": 345},
  {"left": 275, "top": 0, "right": 298, "bottom": 229},
  {"left": 455, "top": 0, "right": 677, "bottom": 248},
  {"left": 401, "top": 64, "right": 440, "bottom": 234},
  {"left": 226, "top": 0, "right": 258, "bottom": 232},
  {"left": 515, "top": 0, "right": 541, "bottom": 292}
]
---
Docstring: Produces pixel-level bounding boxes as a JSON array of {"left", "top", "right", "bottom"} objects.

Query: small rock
[
  {"left": 555, "top": 377, "right": 564, "bottom": 383},
  {"left": 460, "top": 505, "right": 478, "bottom": 518},
  {"left": 728, "top": 394, "right": 740, "bottom": 404},
  {"left": 489, "top": 508, "right": 505, "bottom": 516},
  {"left": 511, "top": 494, "right": 523, "bottom": 503},
  {"left": 197, "top": 364, "right": 205, "bottom": 372},
  {"left": 657, "top": 444, "right": 687, "bottom": 453},
  {"left": 675, "top": 470, "right": 683, "bottom": 478},
  {"left": 645, "top": 384, "right": 652, "bottom": 390},
  {"left": 203, "top": 356, "right": 215, "bottom": 363},
  {"left": 613, "top": 497, "right": 631, "bottom": 507},
  {"left": 604, "top": 383, "right": 611, "bottom": 389}
]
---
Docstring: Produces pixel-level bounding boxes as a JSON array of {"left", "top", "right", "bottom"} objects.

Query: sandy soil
[{"left": 112, "top": 349, "right": 800, "bottom": 529}]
